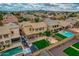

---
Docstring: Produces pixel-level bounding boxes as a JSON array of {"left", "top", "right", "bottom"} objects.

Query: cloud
[{"left": 0, "top": 3, "right": 79, "bottom": 11}]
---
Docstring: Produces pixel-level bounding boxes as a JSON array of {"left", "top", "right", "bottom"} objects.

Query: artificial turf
[
  {"left": 55, "top": 33, "right": 67, "bottom": 39},
  {"left": 54, "top": 33, "right": 67, "bottom": 41},
  {"left": 32, "top": 39, "right": 50, "bottom": 49},
  {"left": 54, "top": 35, "right": 63, "bottom": 41},
  {"left": 72, "top": 42, "right": 79, "bottom": 49},
  {"left": 63, "top": 47, "right": 79, "bottom": 56}
]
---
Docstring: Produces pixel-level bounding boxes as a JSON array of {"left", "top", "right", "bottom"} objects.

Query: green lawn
[
  {"left": 54, "top": 35, "right": 63, "bottom": 41},
  {"left": 63, "top": 47, "right": 79, "bottom": 56},
  {"left": 55, "top": 33, "right": 67, "bottom": 39},
  {"left": 32, "top": 39, "right": 50, "bottom": 49},
  {"left": 53, "top": 33, "right": 67, "bottom": 41},
  {"left": 72, "top": 42, "right": 79, "bottom": 49}
]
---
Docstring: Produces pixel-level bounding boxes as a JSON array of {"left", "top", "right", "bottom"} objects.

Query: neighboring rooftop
[
  {"left": 59, "top": 21, "right": 71, "bottom": 27},
  {"left": 66, "top": 17, "right": 77, "bottom": 25},
  {"left": 2, "top": 14, "right": 18, "bottom": 24},
  {"left": 0, "top": 25, "right": 10, "bottom": 35},
  {"left": 44, "top": 18, "right": 60, "bottom": 26},
  {"left": 5, "top": 23, "right": 19, "bottom": 29},
  {"left": 0, "top": 23, "right": 20, "bottom": 38},
  {"left": 21, "top": 21, "right": 47, "bottom": 28}
]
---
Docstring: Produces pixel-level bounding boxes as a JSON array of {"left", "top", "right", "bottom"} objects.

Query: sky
[{"left": 0, "top": 3, "right": 79, "bottom": 11}]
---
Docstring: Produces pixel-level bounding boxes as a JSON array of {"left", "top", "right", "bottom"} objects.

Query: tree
[
  {"left": 27, "top": 11, "right": 33, "bottom": 15},
  {"left": 61, "top": 16, "right": 65, "bottom": 20},
  {"left": 0, "top": 14, "right": 3, "bottom": 20},
  {"left": 34, "top": 17, "right": 40, "bottom": 22},
  {"left": 74, "top": 21, "right": 79, "bottom": 28},
  {"left": 10, "top": 12, "right": 15, "bottom": 15},
  {"left": 0, "top": 21, "right": 3, "bottom": 26},
  {"left": 19, "top": 17, "right": 27, "bottom": 22},
  {"left": 68, "top": 12, "right": 77, "bottom": 17},
  {"left": 0, "top": 12, "right": 7, "bottom": 15},
  {"left": 43, "top": 30, "right": 51, "bottom": 36}
]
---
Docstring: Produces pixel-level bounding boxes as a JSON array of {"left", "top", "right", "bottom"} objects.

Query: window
[
  {"left": 51, "top": 30, "right": 54, "bottom": 32},
  {"left": 56, "top": 25, "right": 57, "bottom": 27},
  {"left": 39, "top": 28, "right": 42, "bottom": 31},
  {"left": 42, "top": 27, "right": 44, "bottom": 30},
  {"left": 29, "top": 28, "right": 32, "bottom": 31},
  {"left": 11, "top": 38, "right": 20, "bottom": 43},
  {"left": 52, "top": 26, "right": 55, "bottom": 28},
  {"left": 57, "top": 25, "right": 59, "bottom": 27},
  {"left": 32, "top": 29, "right": 34, "bottom": 31},
  {"left": 3, "top": 34, "right": 9, "bottom": 38},
  {"left": 11, "top": 31, "right": 14, "bottom": 34},
  {"left": 0, "top": 35, "right": 2, "bottom": 39},
  {"left": 35, "top": 28, "right": 38, "bottom": 31},
  {"left": 55, "top": 25, "right": 56, "bottom": 27}
]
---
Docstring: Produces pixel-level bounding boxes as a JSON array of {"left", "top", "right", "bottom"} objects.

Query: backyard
[
  {"left": 63, "top": 42, "right": 79, "bottom": 56},
  {"left": 63, "top": 47, "right": 79, "bottom": 56},
  {"left": 53, "top": 33, "right": 67, "bottom": 41},
  {"left": 32, "top": 39, "right": 50, "bottom": 49}
]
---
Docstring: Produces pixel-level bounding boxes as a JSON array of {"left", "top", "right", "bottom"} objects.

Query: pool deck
[
  {"left": 48, "top": 39, "right": 79, "bottom": 56},
  {"left": 13, "top": 52, "right": 23, "bottom": 56}
]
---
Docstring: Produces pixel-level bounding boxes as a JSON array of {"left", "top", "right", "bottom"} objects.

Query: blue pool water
[
  {"left": 0, "top": 47, "right": 23, "bottom": 56},
  {"left": 59, "top": 31, "right": 74, "bottom": 37}
]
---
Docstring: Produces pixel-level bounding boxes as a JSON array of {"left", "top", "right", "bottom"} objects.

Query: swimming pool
[
  {"left": 0, "top": 47, "right": 23, "bottom": 56},
  {"left": 58, "top": 31, "right": 74, "bottom": 37}
]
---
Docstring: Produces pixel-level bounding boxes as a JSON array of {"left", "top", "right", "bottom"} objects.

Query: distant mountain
[{"left": 0, "top": 3, "right": 79, "bottom": 12}]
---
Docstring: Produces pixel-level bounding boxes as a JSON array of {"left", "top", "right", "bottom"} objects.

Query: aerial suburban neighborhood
[{"left": 0, "top": 3, "right": 79, "bottom": 56}]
